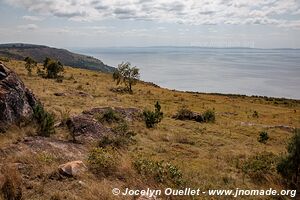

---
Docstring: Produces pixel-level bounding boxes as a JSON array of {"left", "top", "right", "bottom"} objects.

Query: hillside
[
  {"left": 0, "top": 43, "right": 115, "bottom": 73},
  {"left": 0, "top": 60, "right": 299, "bottom": 200}
]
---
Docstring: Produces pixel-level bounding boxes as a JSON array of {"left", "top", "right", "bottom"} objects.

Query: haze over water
[{"left": 76, "top": 47, "right": 300, "bottom": 99}]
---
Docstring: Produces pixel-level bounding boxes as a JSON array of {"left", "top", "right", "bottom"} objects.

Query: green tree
[
  {"left": 277, "top": 128, "right": 300, "bottom": 189},
  {"left": 24, "top": 57, "right": 37, "bottom": 76},
  {"left": 113, "top": 62, "right": 140, "bottom": 93},
  {"left": 43, "top": 57, "right": 64, "bottom": 79}
]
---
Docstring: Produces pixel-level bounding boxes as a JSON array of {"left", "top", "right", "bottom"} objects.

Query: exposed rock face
[{"left": 0, "top": 62, "right": 38, "bottom": 131}]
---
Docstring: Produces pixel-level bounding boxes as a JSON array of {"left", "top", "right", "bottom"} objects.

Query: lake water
[{"left": 74, "top": 47, "right": 300, "bottom": 99}]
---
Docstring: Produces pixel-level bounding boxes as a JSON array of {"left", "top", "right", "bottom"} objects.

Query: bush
[
  {"left": 143, "top": 101, "right": 163, "bottom": 128},
  {"left": 134, "top": 158, "right": 183, "bottom": 186},
  {"left": 33, "top": 104, "right": 55, "bottom": 137},
  {"left": 96, "top": 108, "right": 121, "bottom": 124},
  {"left": 241, "top": 152, "right": 277, "bottom": 183},
  {"left": 87, "top": 147, "right": 119, "bottom": 176},
  {"left": 202, "top": 109, "right": 215, "bottom": 123},
  {"left": 277, "top": 128, "right": 300, "bottom": 189},
  {"left": 43, "top": 57, "right": 64, "bottom": 79},
  {"left": 258, "top": 131, "right": 269, "bottom": 144}
]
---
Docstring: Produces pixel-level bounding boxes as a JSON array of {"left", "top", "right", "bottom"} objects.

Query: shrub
[
  {"left": 258, "top": 131, "right": 269, "bottom": 144},
  {"left": 277, "top": 128, "right": 300, "bottom": 189},
  {"left": 143, "top": 101, "right": 163, "bottom": 128},
  {"left": 202, "top": 109, "right": 215, "bottom": 123},
  {"left": 241, "top": 152, "right": 277, "bottom": 183},
  {"left": 24, "top": 57, "right": 37, "bottom": 76},
  {"left": 134, "top": 158, "right": 183, "bottom": 186},
  {"left": 87, "top": 147, "right": 119, "bottom": 176},
  {"left": 33, "top": 104, "right": 55, "bottom": 137},
  {"left": 96, "top": 108, "right": 121, "bottom": 123},
  {"left": 43, "top": 57, "right": 64, "bottom": 79}
]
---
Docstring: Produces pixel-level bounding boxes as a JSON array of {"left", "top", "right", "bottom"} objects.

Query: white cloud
[
  {"left": 22, "top": 15, "right": 44, "bottom": 21},
  {"left": 18, "top": 23, "right": 38, "bottom": 30},
  {"left": 5, "top": 0, "right": 300, "bottom": 27}
]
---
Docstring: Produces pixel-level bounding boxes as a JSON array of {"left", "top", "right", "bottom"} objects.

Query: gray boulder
[{"left": 0, "top": 62, "right": 38, "bottom": 131}]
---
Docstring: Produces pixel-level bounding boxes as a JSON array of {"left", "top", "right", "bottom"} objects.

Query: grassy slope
[{"left": 1, "top": 60, "right": 299, "bottom": 200}]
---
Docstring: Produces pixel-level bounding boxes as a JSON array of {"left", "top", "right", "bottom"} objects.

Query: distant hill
[{"left": 0, "top": 43, "right": 115, "bottom": 73}]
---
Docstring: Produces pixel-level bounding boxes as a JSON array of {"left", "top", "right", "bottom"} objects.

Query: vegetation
[
  {"left": 33, "top": 104, "right": 55, "bottom": 137},
  {"left": 134, "top": 158, "right": 184, "bottom": 186},
  {"left": 143, "top": 101, "right": 163, "bottom": 128},
  {"left": 43, "top": 57, "right": 64, "bottom": 79},
  {"left": 87, "top": 147, "right": 119, "bottom": 176},
  {"left": 277, "top": 128, "right": 300, "bottom": 189},
  {"left": 113, "top": 62, "right": 140, "bottom": 93},
  {"left": 258, "top": 131, "right": 269, "bottom": 144},
  {"left": 241, "top": 152, "right": 277, "bottom": 183},
  {"left": 0, "top": 165, "right": 22, "bottom": 200},
  {"left": 202, "top": 109, "right": 216, "bottom": 123},
  {"left": 24, "top": 57, "right": 37, "bottom": 76}
]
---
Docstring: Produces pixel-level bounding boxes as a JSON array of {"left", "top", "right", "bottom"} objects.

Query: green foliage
[
  {"left": 43, "top": 57, "right": 64, "bottom": 79},
  {"left": 24, "top": 57, "right": 37, "bottom": 76},
  {"left": 277, "top": 128, "right": 300, "bottom": 189},
  {"left": 112, "top": 62, "right": 140, "bottom": 93},
  {"left": 258, "top": 131, "right": 269, "bottom": 144},
  {"left": 143, "top": 101, "right": 163, "bottom": 128},
  {"left": 96, "top": 108, "right": 121, "bottom": 123},
  {"left": 134, "top": 158, "right": 183, "bottom": 186},
  {"left": 33, "top": 104, "right": 55, "bottom": 137},
  {"left": 87, "top": 147, "right": 119, "bottom": 176},
  {"left": 202, "top": 109, "right": 216, "bottom": 123},
  {"left": 241, "top": 152, "right": 277, "bottom": 183}
]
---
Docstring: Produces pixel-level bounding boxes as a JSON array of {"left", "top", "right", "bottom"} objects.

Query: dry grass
[{"left": 1, "top": 60, "right": 299, "bottom": 199}]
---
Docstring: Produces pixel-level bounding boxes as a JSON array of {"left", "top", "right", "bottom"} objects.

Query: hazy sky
[{"left": 0, "top": 0, "right": 300, "bottom": 48}]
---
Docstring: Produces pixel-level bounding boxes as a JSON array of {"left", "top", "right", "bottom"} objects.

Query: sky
[{"left": 0, "top": 0, "right": 300, "bottom": 49}]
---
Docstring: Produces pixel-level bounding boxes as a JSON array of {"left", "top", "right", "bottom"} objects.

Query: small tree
[
  {"left": 43, "top": 57, "right": 64, "bottom": 79},
  {"left": 277, "top": 128, "right": 300, "bottom": 189},
  {"left": 24, "top": 57, "right": 37, "bottom": 76},
  {"left": 143, "top": 101, "right": 163, "bottom": 128},
  {"left": 113, "top": 62, "right": 140, "bottom": 93}
]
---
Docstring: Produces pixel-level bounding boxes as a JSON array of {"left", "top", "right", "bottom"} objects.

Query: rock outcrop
[
  {"left": 58, "top": 160, "right": 87, "bottom": 177},
  {"left": 0, "top": 62, "right": 38, "bottom": 131},
  {"left": 66, "top": 107, "right": 141, "bottom": 142}
]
